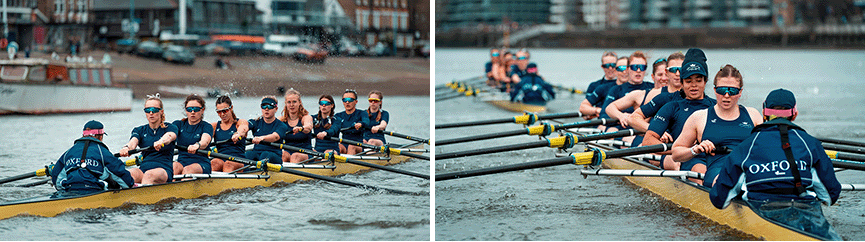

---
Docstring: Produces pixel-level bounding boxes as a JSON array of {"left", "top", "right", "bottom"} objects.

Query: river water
[
  {"left": 0, "top": 96, "right": 430, "bottom": 240},
  {"left": 435, "top": 48, "right": 865, "bottom": 240}
]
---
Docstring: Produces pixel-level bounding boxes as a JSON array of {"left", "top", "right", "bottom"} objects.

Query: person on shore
[
  {"left": 172, "top": 94, "right": 213, "bottom": 176},
  {"left": 509, "top": 49, "right": 532, "bottom": 84},
  {"left": 210, "top": 95, "right": 249, "bottom": 173},
  {"left": 628, "top": 52, "right": 686, "bottom": 134},
  {"left": 361, "top": 90, "right": 389, "bottom": 146},
  {"left": 709, "top": 88, "right": 842, "bottom": 241},
  {"left": 604, "top": 57, "right": 669, "bottom": 147},
  {"left": 336, "top": 89, "right": 364, "bottom": 154},
  {"left": 510, "top": 63, "right": 555, "bottom": 106},
  {"left": 245, "top": 96, "right": 288, "bottom": 165},
  {"left": 670, "top": 64, "right": 763, "bottom": 186},
  {"left": 279, "top": 89, "right": 314, "bottom": 163},
  {"left": 50, "top": 120, "right": 134, "bottom": 197},
  {"left": 313, "top": 95, "right": 341, "bottom": 154},
  {"left": 579, "top": 56, "right": 628, "bottom": 120},
  {"left": 486, "top": 48, "right": 500, "bottom": 86},
  {"left": 120, "top": 93, "right": 178, "bottom": 185},
  {"left": 598, "top": 51, "right": 654, "bottom": 133}
]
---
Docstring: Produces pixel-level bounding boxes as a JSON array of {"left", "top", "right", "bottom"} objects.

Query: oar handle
[{"left": 113, "top": 146, "right": 153, "bottom": 157}]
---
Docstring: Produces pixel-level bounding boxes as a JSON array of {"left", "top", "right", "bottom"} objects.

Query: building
[
  {"left": 437, "top": 0, "right": 552, "bottom": 32},
  {"left": 269, "top": 0, "right": 352, "bottom": 37}
]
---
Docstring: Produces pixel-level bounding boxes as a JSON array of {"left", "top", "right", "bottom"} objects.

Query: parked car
[
  {"left": 293, "top": 44, "right": 327, "bottom": 63},
  {"left": 135, "top": 41, "right": 164, "bottom": 59},
  {"left": 162, "top": 45, "right": 195, "bottom": 65},
  {"left": 262, "top": 35, "right": 302, "bottom": 56},
  {"left": 204, "top": 43, "right": 230, "bottom": 56},
  {"left": 115, "top": 38, "right": 139, "bottom": 54}
]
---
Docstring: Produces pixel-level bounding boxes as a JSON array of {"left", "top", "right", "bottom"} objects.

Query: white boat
[{"left": 0, "top": 58, "right": 132, "bottom": 114}]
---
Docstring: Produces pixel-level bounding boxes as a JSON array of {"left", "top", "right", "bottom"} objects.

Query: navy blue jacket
[
  {"left": 709, "top": 119, "right": 842, "bottom": 209},
  {"left": 510, "top": 73, "right": 555, "bottom": 106},
  {"left": 51, "top": 137, "right": 134, "bottom": 191}
]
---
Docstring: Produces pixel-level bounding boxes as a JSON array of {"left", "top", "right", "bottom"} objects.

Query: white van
[{"left": 263, "top": 35, "right": 301, "bottom": 56}]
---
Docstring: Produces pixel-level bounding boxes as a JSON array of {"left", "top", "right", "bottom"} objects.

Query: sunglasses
[
  {"left": 261, "top": 104, "right": 276, "bottom": 110},
  {"left": 654, "top": 58, "right": 667, "bottom": 64},
  {"left": 185, "top": 106, "right": 203, "bottom": 113},
  {"left": 491, "top": 53, "right": 499, "bottom": 57},
  {"left": 629, "top": 64, "right": 647, "bottom": 72},
  {"left": 143, "top": 107, "right": 161, "bottom": 114},
  {"left": 667, "top": 66, "right": 681, "bottom": 74},
  {"left": 517, "top": 56, "right": 527, "bottom": 60},
  {"left": 368, "top": 98, "right": 381, "bottom": 103},
  {"left": 216, "top": 106, "right": 232, "bottom": 114},
  {"left": 615, "top": 65, "right": 627, "bottom": 72},
  {"left": 319, "top": 100, "right": 333, "bottom": 106},
  {"left": 342, "top": 97, "right": 356, "bottom": 103},
  {"left": 715, "top": 86, "right": 741, "bottom": 96},
  {"left": 601, "top": 63, "right": 616, "bottom": 69}
]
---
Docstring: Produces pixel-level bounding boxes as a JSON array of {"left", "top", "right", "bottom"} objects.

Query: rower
[
  {"left": 628, "top": 52, "right": 686, "bottom": 134},
  {"left": 709, "top": 89, "right": 842, "bottom": 241},
  {"left": 604, "top": 57, "right": 669, "bottom": 147},
  {"left": 497, "top": 51, "right": 515, "bottom": 92},
  {"left": 510, "top": 63, "right": 555, "bottom": 106},
  {"left": 313, "top": 95, "right": 341, "bottom": 154},
  {"left": 279, "top": 88, "right": 313, "bottom": 163},
  {"left": 336, "top": 89, "right": 364, "bottom": 154},
  {"left": 509, "top": 49, "right": 533, "bottom": 84},
  {"left": 244, "top": 96, "right": 288, "bottom": 165},
  {"left": 50, "top": 120, "right": 134, "bottom": 197},
  {"left": 579, "top": 56, "right": 628, "bottom": 120},
  {"left": 583, "top": 51, "right": 618, "bottom": 96},
  {"left": 172, "top": 94, "right": 214, "bottom": 177},
  {"left": 209, "top": 95, "right": 249, "bottom": 173},
  {"left": 598, "top": 51, "right": 655, "bottom": 132},
  {"left": 641, "top": 48, "right": 716, "bottom": 171},
  {"left": 120, "top": 93, "right": 178, "bottom": 185},
  {"left": 670, "top": 64, "right": 763, "bottom": 186},
  {"left": 485, "top": 48, "right": 500, "bottom": 86},
  {"left": 361, "top": 90, "right": 389, "bottom": 146}
]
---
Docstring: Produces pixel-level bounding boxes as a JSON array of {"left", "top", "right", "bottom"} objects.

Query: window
[
  {"left": 29, "top": 66, "right": 46, "bottom": 81},
  {"left": 102, "top": 69, "right": 111, "bottom": 85},
  {"left": 1, "top": 66, "right": 28, "bottom": 81},
  {"left": 372, "top": 11, "right": 379, "bottom": 28},
  {"left": 400, "top": 12, "right": 407, "bottom": 30}
]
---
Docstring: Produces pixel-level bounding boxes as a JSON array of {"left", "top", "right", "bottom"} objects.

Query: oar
[
  {"left": 436, "top": 111, "right": 586, "bottom": 129},
  {"left": 380, "top": 130, "right": 430, "bottom": 145},
  {"left": 177, "top": 145, "right": 417, "bottom": 195},
  {"left": 822, "top": 143, "right": 865, "bottom": 155},
  {"left": 327, "top": 137, "right": 429, "bottom": 160},
  {"left": 437, "top": 118, "right": 618, "bottom": 146},
  {"left": 0, "top": 147, "right": 150, "bottom": 185},
  {"left": 551, "top": 84, "right": 585, "bottom": 94},
  {"left": 580, "top": 169, "right": 704, "bottom": 180},
  {"left": 826, "top": 150, "right": 865, "bottom": 163},
  {"left": 832, "top": 158, "right": 865, "bottom": 170},
  {"left": 816, "top": 137, "right": 865, "bottom": 147},
  {"left": 17, "top": 179, "right": 50, "bottom": 187},
  {"left": 436, "top": 143, "right": 673, "bottom": 181},
  {"left": 437, "top": 129, "right": 642, "bottom": 160},
  {"left": 249, "top": 140, "right": 429, "bottom": 179},
  {"left": 436, "top": 76, "right": 484, "bottom": 91}
]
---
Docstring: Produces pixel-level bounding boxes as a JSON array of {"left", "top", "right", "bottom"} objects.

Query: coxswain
[
  {"left": 209, "top": 95, "right": 249, "bottom": 173},
  {"left": 279, "top": 89, "right": 314, "bottom": 163},
  {"left": 510, "top": 63, "right": 555, "bottom": 106},
  {"left": 336, "top": 89, "right": 364, "bottom": 154},
  {"left": 244, "top": 96, "right": 288, "bottom": 164},
  {"left": 361, "top": 90, "right": 389, "bottom": 146},
  {"left": 670, "top": 64, "right": 763, "bottom": 186},
  {"left": 579, "top": 56, "right": 628, "bottom": 120},
  {"left": 120, "top": 93, "right": 178, "bottom": 185},
  {"left": 172, "top": 94, "right": 214, "bottom": 176},
  {"left": 709, "top": 88, "right": 842, "bottom": 241},
  {"left": 50, "top": 120, "right": 134, "bottom": 197},
  {"left": 641, "top": 48, "right": 717, "bottom": 170}
]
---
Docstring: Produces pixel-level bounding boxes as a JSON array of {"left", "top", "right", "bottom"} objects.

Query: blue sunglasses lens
[
  {"left": 144, "top": 107, "right": 161, "bottom": 113},
  {"left": 615, "top": 65, "right": 627, "bottom": 72},
  {"left": 319, "top": 100, "right": 333, "bottom": 106},
  {"left": 601, "top": 63, "right": 616, "bottom": 68},
  {"left": 491, "top": 53, "right": 499, "bottom": 57},
  {"left": 185, "top": 106, "right": 202, "bottom": 112},
  {"left": 667, "top": 66, "right": 681, "bottom": 73},
  {"left": 261, "top": 104, "right": 276, "bottom": 110},
  {"left": 518, "top": 56, "right": 527, "bottom": 60},
  {"left": 342, "top": 97, "right": 356, "bottom": 103},
  {"left": 715, "top": 87, "right": 741, "bottom": 96},
  {"left": 629, "top": 64, "right": 647, "bottom": 71}
]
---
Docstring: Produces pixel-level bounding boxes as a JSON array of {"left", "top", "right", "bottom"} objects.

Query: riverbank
[{"left": 30, "top": 50, "right": 430, "bottom": 98}]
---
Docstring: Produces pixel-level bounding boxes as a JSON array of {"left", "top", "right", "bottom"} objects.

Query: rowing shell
[
  {"left": 0, "top": 143, "right": 425, "bottom": 221},
  {"left": 600, "top": 151, "right": 822, "bottom": 240}
]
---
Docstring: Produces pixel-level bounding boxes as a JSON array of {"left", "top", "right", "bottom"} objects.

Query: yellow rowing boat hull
[
  {"left": 604, "top": 158, "right": 820, "bottom": 241},
  {"left": 484, "top": 100, "right": 546, "bottom": 113},
  {"left": 0, "top": 145, "right": 424, "bottom": 220}
]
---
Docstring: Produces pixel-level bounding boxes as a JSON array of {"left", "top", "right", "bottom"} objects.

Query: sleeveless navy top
[
  {"left": 312, "top": 113, "right": 340, "bottom": 152},
  {"left": 213, "top": 120, "right": 247, "bottom": 158},
  {"left": 283, "top": 118, "right": 313, "bottom": 150},
  {"left": 701, "top": 105, "right": 754, "bottom": 168}
]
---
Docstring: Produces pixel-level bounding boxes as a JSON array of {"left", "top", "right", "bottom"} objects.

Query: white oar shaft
[
  {"left": 589, "top": 140, "right": 631, "bottom": 147},
  {"left": 580, "top": 169, "right": 705, "bottom": 180},
  {"left": 397, "top": 148, "right": 428, "bottom": 153},
  {"left": 842, "top": 184, "right": 865, "bottom": 191},
  {"left": 173, "top": 174, "right": 271, "bottom": 179},
  {"left": 342, "top": 155, "right": 390, "bottom": 160}
]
